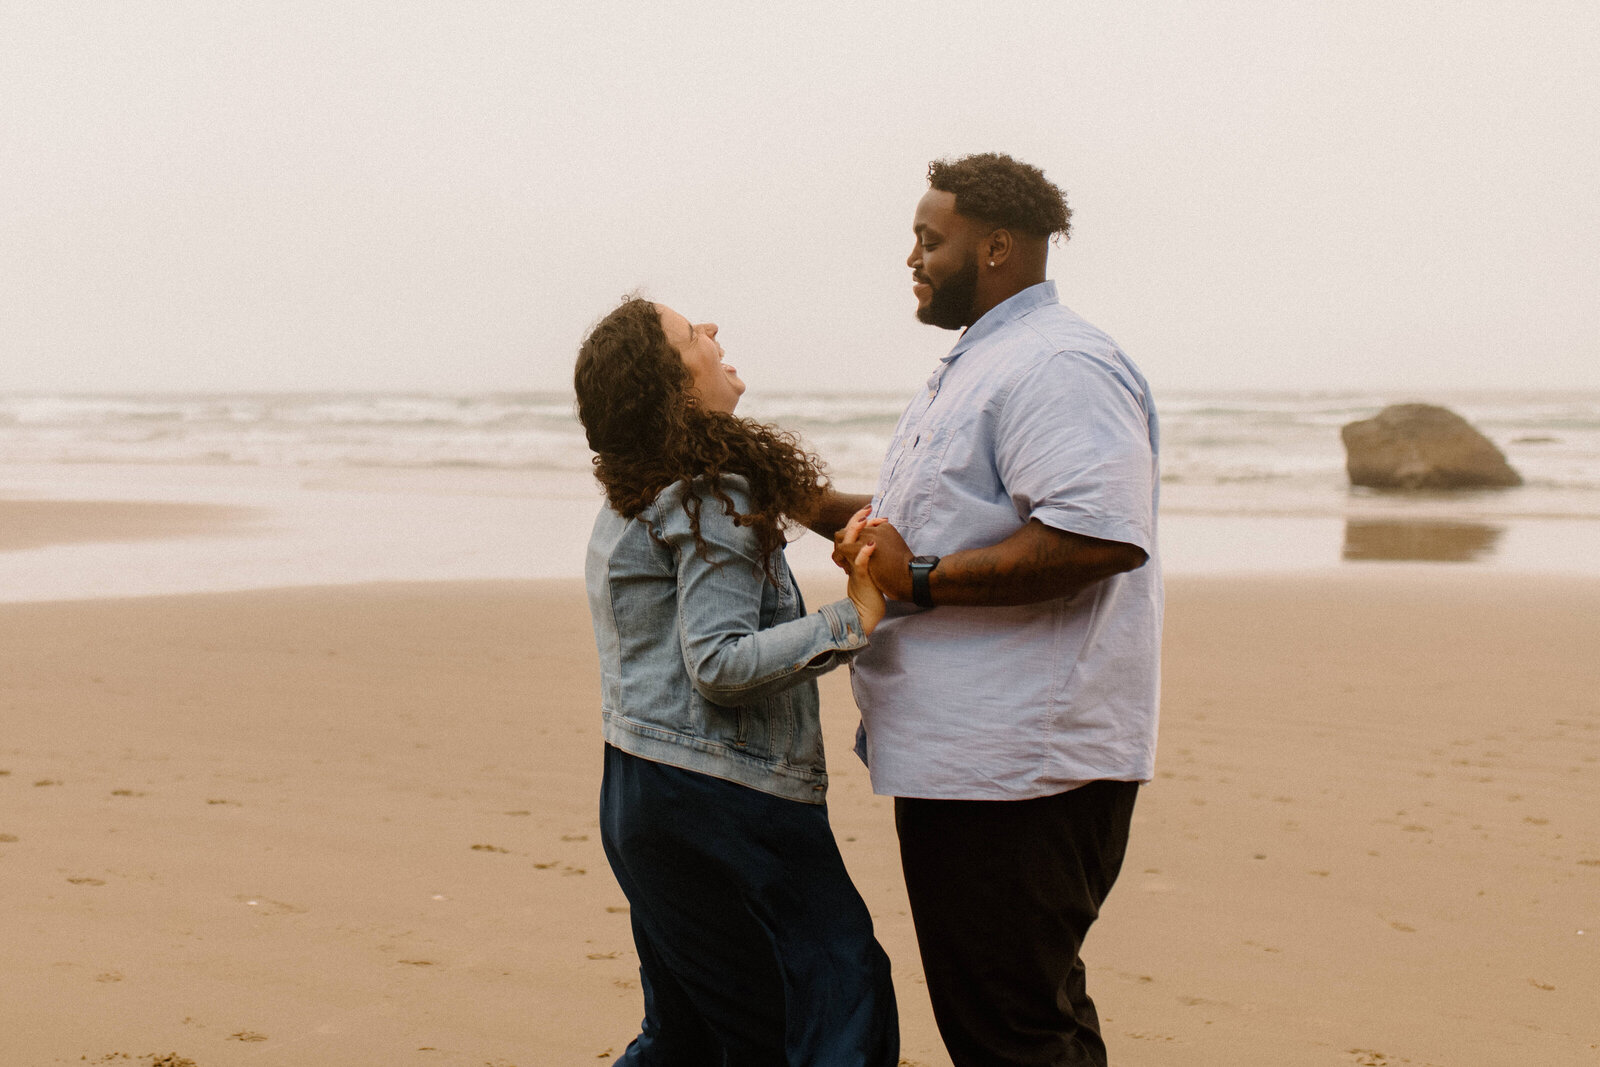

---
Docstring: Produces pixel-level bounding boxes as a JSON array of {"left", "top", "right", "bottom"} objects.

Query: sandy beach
[
  {"left": 10, "top": 0, "right": 1600, "bottom": 1059},
  {"left": 3, "top": 496, "right": 1598, "bottom": 1066}
]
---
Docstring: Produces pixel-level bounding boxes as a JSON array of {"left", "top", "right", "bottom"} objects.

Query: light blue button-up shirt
[{"left": 850, "top": 281, "right": 1162, "bottom": 799}]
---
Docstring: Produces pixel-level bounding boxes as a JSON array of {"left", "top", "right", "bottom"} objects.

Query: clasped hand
[{"left": 834, "top": 507, "right": 914, "bottom": 619}]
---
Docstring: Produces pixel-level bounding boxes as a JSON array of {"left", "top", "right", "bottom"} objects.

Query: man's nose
[{"left": 906, "top": 245, "right": 920, "bottom": 269}]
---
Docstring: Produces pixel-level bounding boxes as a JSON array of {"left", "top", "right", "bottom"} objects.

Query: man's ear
[{"left": 985, "top": 228, "right": 1014, "bottom": 267}]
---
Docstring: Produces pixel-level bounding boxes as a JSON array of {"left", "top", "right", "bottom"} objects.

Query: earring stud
[{"left": 989, "top": 260, "right": 996, "bottom": 267}]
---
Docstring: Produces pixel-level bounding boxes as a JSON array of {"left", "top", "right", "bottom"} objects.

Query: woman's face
[{"left": 657, "top": 304, "right": 744, "bottom": 414}]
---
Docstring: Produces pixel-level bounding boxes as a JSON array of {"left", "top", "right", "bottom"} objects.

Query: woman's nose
[{"left": 702, "top": 323, "right": 718, "bottom": 339}]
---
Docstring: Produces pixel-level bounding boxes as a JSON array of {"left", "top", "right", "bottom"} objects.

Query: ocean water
[
  {"left": 6, "top": 388, "right": 1600, "bottom": 514},
  {"left": 4, "top": 389, "right": 1599, "bottom": 504},
  {"left": 2, "top": 389, "right": 1599, "bottom": 597}
]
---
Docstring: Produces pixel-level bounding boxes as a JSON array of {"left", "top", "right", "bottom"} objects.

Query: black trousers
[
  {"left": 895, "top": 780, "right": 1139, "bottom": 1067},
  {"left": 600, "top": 745, "right": 899, "bottom": 1066}
]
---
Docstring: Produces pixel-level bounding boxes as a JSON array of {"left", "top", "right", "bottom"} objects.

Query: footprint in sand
[
  {"left": 1124, "top": 1031, "right": 1177, "bottom": 1043},
  {"left": 237, "top": 896, "right": 306, "bottom": 915},
  {"left": 1243, "top": 939, "right": 1282, "bottom": 954}
]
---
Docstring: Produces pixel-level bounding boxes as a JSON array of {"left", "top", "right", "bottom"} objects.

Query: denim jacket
[{"left": 584, "top": 475, "right": 869, "bottom": 804}]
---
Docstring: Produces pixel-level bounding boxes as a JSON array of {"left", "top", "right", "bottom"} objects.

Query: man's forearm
[
  {"left": 888, "top": 519, "right": 1147, "bottom": 606},
  {"left": 807, "top": 489, "right": 874, "bottom": 539}
]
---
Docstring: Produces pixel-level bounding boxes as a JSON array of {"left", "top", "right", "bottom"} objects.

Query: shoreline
[
  {"left": 3, "top": 573, "right": 1597, "bottom": 1065},
  {"left": 0, "top": 497, "right": 261, "bottom": 552},
  {"left": 5, "top": 468, "right": 1600, "bottom": 606}
]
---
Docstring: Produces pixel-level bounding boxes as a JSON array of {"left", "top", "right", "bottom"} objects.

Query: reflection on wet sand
[
  {"left": 1342, "top": 519, "right": 1505, "bottom": 563},
  {"left": 0, "top": 499, "right": 260, "bottom": 552}
]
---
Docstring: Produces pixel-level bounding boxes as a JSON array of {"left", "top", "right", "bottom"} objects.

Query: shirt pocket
[{"left": 879, "top": 422, "right": 957, "bottom": 533}]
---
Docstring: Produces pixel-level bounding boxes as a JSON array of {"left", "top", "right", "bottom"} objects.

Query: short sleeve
[{"left": 994, "top": 351, "right": 1155, "bottom": 552}]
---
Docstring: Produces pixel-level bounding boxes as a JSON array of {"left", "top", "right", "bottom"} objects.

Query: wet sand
[
  {"left": 3, "top": 563, "right": 1597, "bottom": 1065},
  {"left": 0, "top": 497, "right": 259, "bottom": 552}
]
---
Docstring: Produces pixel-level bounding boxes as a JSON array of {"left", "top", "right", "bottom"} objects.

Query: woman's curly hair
[{"left": 574, "top": 296, "right": 827, "bottom": 581}]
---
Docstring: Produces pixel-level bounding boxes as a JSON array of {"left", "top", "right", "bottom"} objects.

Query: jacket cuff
[{"left": 818, "top": 599, "right": 871, "bottom": 651}]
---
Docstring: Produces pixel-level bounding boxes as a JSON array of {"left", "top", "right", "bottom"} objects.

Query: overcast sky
[{"left": 3, "top": 1, "right": 1597, "bottom": 395}]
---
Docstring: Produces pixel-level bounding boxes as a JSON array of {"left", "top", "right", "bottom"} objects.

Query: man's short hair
[{"left": 927, "top": 153, "right": 1071, "bottom": 241}]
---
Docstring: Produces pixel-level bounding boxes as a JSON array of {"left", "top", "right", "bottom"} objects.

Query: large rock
[{"left": 1341, "top": 404, "right": 1522, "bottom": 490}]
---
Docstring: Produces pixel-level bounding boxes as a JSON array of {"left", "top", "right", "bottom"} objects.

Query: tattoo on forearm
[{"left": 936, "top": 521, "right": 1143, "bottom": 606}]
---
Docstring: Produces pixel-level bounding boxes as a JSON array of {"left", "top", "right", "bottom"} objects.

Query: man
[{"left": 815, "top": 152, "right": 1161, "bottom": 1066}]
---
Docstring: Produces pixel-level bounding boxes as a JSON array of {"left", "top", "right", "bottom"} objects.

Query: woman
[{"left": 574, "top": 296, "right": 898, "bottom": 1065}]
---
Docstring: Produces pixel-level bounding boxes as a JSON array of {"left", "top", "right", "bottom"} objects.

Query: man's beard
[{"left": 916, "top": 256, "right": 979, "bottom": 330}]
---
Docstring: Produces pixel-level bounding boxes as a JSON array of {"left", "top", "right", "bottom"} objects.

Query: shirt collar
[{"left": 941, "top": 280, "right": 1059, "bottom": 364}]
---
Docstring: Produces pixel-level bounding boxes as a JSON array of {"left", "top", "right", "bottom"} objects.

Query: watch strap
[{"left": 909, "top": 555, "right": 940, "bottom": 608}]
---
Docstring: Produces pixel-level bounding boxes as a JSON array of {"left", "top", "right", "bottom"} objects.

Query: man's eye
[{"left": 922, "top": 242, "right": 938, "bottom": 252}]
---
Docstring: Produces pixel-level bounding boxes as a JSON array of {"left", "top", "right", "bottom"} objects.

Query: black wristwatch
[{"left": 909, "top": 555, "right": 940, "bottom": 608}]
